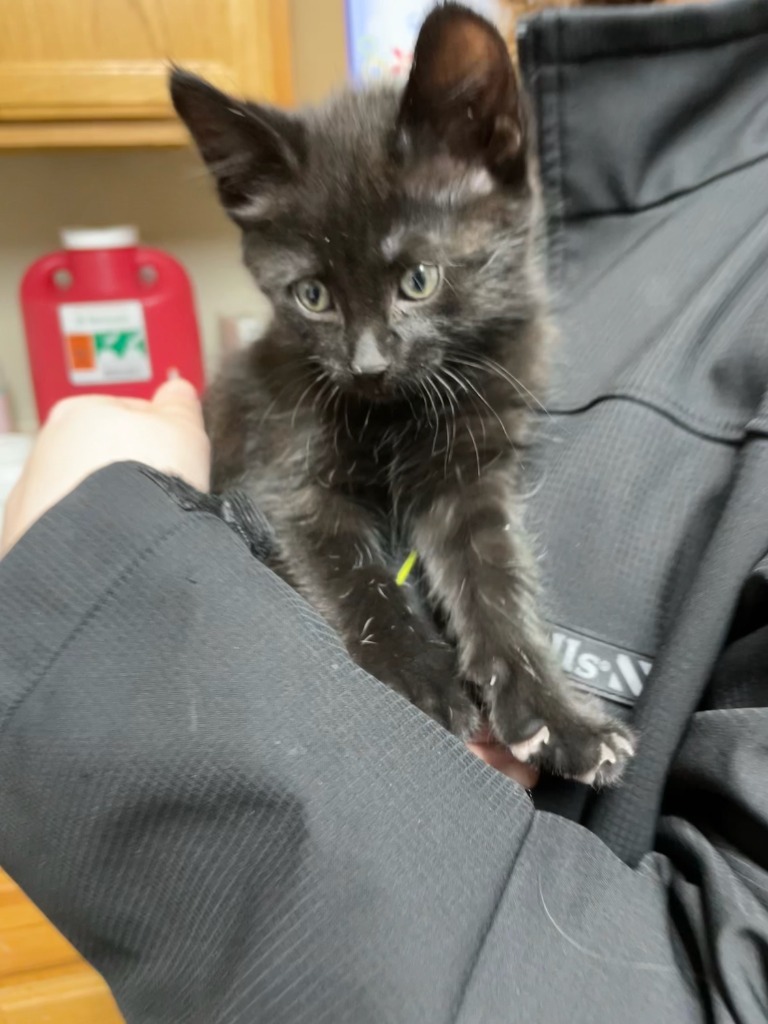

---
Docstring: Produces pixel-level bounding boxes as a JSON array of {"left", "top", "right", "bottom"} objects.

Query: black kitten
[{"left": 171, "top": 3, "right": 635, "bottom": 785}]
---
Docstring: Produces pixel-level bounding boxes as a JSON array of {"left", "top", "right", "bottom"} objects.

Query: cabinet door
[
  {"left": 0, "top": 869, "right": 125, "bottom": 1022},
  {"left": 0, "top": 0, "right": 292, "bottom": 123}
]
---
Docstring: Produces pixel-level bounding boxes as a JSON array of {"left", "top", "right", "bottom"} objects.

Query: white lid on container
[{"left": 61, "top": 226, "right": 139, "bottom": 251}]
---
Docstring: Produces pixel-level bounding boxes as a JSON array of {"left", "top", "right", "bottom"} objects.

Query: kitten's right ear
[
  {"left": 397, "top": 3, "right": 525, "bottom": 187},
  {"left": 169, "top": 68, "right": 305, "bottom": 221}
]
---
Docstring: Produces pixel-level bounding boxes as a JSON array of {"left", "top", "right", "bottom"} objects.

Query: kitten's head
[{"left": 171, "top": 3, "right": 542, "bottom": 404}]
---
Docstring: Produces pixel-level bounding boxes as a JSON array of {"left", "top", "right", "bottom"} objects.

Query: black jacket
[{"left": 1, "top": 1, "right": 767, "bottom": 1021}]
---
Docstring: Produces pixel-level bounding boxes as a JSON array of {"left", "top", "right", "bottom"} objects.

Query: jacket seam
[
  {"left": 563, "top": 149, "right": 768, "bottom": 223},
  {"left": 451, "top": 808, "right": 537, "bottom": 1024},
  {"left": 540, "top": 390, "right": 768, "bottom": 445},
  {"left": 554, "top": 17, "right": 567, "bottom": 292},
  {"left": 534, "top": 17, "right": 768, "bottom": 66},
  {"left": 529, "top": 15, "right": 567, "bottom": 294}
]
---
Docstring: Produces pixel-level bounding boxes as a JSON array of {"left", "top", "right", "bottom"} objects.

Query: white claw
[
  {"left": 576, "top": 743, "right": 619, "bottom": 785},
  {"left": 599, "top": 742, "right": 617, "bottom": 766},
  {"left": 511, "top": 725, "right": 550, "bottom": 762},
  {"left": 613, "top": 734, "right": 635, "bottom": 757}
]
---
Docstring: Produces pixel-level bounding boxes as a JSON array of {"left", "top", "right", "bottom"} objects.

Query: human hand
[
  {"left": 1, "top": 379, "right": 210, "bottom": 556},
  {"left": 467, "top": 727, "right": 540, "bottom": 789}
]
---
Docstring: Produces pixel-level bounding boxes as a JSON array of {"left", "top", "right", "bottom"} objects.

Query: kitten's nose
[{"left": 351, "top": 330, "right": 390, "bottom": 378}]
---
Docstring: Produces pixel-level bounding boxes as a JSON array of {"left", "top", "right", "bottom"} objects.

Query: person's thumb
[{"left": 152, "top": 378, "right": 204, "bottom": 425}]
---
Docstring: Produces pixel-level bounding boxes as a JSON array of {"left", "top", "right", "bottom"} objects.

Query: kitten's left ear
[
  {"left": 170, "top": 67, "right": 306, "bottom": 222},
  {"left": 397, "top": 3, "right": 525, "bottom": 186}
]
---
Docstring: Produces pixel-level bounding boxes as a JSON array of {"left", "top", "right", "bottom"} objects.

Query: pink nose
[{"left": 351, "top": 330, "right": 389, "bottom": 377}]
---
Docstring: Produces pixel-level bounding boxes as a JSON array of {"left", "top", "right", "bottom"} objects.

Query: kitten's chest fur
[{"left": 213, "top": 347, "right": 523, "bottom": 549}]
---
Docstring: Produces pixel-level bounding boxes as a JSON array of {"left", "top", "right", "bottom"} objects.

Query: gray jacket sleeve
[{"left": 0, "top": 464, "right": 765, "bottom": 1024}]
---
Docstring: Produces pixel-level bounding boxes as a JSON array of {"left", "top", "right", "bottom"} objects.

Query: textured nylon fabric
[
  {"left": 518, "top": 0, "right": 768, "bottom": 855},
  {"left": 0, "top": 468, "right": 709, "bottom": 1023},
  {"left": 0, "top": 469, "right": 532, "bottom": 1023}
]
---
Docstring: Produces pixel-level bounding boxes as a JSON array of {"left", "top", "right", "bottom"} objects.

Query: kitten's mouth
[{"left": 347, "top": 375, "right": 391, "bottom": 402}]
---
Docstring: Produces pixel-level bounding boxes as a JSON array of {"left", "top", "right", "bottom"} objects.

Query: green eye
[
  {"left": 294, "top": 278, "right": 333, "bottom": 314},
  {"left": 399, "top": 264, "right": 441, "bottom": 302}
]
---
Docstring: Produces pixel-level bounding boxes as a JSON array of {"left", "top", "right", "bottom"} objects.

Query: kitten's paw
[
  {"left": 510, "top": 725, "right": 550, "bottom": 763},
  {"left": 407, "top": 643, "right": 481, "bottom": 738},
  {"left": 541, "top": 720, "right": 636, "bottom": 788},
  {"left": 574, "top": 733, "right": 636, "bottom": 787},
  {"left": 413, "top": 677, "right": 481, "bottom": 740},
  {"left": 357, "top": 639, "right": 479, "bottom": 739},
  {"left": 481, "top": 658, "right": 637, "bottom": 787},
  {"left": 502, "top": 706, "right": 636, "bottom": 788}
]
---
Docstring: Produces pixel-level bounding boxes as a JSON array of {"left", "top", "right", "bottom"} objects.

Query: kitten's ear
[
  {"left": 397, "top": 3, "right": 525, "bottom": 185},
  {"left": 170, "top": 68, "right": 306, "bottom": 220}
]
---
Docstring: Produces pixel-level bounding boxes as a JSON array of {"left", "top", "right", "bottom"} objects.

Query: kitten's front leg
[
  {"left": 275, "top": 487, "right": 479, "bottom": 738},
  {"left": 410, "top": 472, "right": 635, "bottom": 785}
]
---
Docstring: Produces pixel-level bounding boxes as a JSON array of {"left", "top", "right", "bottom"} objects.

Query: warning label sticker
[{"left": 58, "top": 301, "right": 152, "bottom": 386}]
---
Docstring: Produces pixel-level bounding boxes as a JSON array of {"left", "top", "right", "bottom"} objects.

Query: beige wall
[
  {"left": 291, "top": 0, "right": 347, "bottom": 107},
  {"left": 0, "top": 0, "right": 346, "bottom": 433}
]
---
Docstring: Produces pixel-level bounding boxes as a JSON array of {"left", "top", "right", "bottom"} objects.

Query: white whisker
[
  {"left": 458, "top": 354, "right": 550, "bottom": 418},
  {"left": 422, "top": 377, "right": 444, "bottom": 457},
  {"left": 442, "top": 365, "right": 512, "bottom": 447},
  {"left": 290, "top": 380, "right": 319, "bottom": 430}
]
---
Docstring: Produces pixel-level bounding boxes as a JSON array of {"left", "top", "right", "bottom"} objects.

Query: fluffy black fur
[{"left": 170, "top": 3, "right": 635, "bottom": 785}]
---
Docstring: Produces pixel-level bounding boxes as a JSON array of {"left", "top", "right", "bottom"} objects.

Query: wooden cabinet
[
  {"left": 0, "top": 869, "right": 124, "bottom": 1023},
  {"left": 0, "top": 0, "right": 292, "bottom": 148}
]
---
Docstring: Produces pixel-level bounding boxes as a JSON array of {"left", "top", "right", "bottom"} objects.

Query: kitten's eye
[
  {"left": 294, "top": 278, "right": 333, "bottom": 314},
  {"left": 399, "top": 264, "right": 441, "bottom": 302}
]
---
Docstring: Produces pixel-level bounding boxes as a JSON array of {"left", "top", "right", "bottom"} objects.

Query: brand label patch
[{"left": 551, "top": 626, "right": 652, "bottom": 707}]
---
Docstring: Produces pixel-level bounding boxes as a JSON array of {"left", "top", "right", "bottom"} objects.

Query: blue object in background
[{"left": 345, "top": 0, "right": 510, "bottom": 84}]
